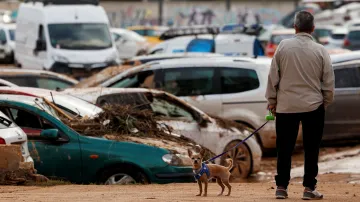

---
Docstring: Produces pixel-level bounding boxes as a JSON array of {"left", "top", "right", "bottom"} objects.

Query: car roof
[
  {"left": 149, "top": 56, "right": 272, "bottom": 67},
  {"left": 348, "top": 27, "right": 360, "bottom": 31},
  {"left": 0, "top": 86, "right": 60, "bottom": 97},
  {"left": 0, "top": 68, "right": 78, "bottom": 84},
  {"left": 315, "top": 25, "right": 336, "bottom": 30},
  {"left": 330, "top": 51, "right": 360, "bottom": 64},
  {"left": 271, "top": 29, "right": 295, "bottom": 35},
  {"left": 331, "top": 27, "right": 348, "bottom": 34}
]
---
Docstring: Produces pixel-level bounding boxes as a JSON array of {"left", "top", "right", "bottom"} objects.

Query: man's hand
[{"left": 267, "top": 104, "right": 276, "bottom": 116}]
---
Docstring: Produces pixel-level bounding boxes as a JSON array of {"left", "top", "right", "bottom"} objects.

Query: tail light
[
  {"left": 266, "top": 43, "right": 276, "bottom": 57},
  {"left": 344, "top": 39, "right": 350, "bottom": 47},
  {"left": 0, "top": 137, "right": 6, "bottom": 144}
]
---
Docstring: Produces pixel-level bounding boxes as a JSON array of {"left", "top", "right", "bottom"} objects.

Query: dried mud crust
[
  {"left": 0, "top": 169, "right": 48, "bottom": 185},
  {"left": 0, "top": 180, "right": 359, "bottom": 202},
  {"left": 62, "top": 104, "right": 214, "bottom": 157}
]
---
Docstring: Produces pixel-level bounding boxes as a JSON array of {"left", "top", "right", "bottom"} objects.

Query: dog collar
[{"left": 194, "top": 163, "right": 210, "bottom": 180}]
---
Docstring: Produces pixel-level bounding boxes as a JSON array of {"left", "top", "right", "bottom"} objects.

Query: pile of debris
[
  {"left": 62, "top": 105, "right": 213, "bottom": 157},
  {"left": 0, "top": 145, "right": 48, "bottom": 185}
]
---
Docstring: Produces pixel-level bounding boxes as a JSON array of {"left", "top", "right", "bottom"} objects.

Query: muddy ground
[{"left": 0, "top": 177, "right": 359, "bottom": 202}]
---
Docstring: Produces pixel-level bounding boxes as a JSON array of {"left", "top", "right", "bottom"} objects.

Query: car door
[
  {"left": 159, "top": 67, "right": 222, "bottom": 116},
  {"left": 220, "top": 66, "right": 265, "bottom": 123},
  {"left": 323, "top": 62, "right": 360, "bottom": 140},
  {"left": 1, "top": 106, "right": 82, "bottom": 182},
  {"left": 28, "top": 24, "right": 47, "bottom": 70}
]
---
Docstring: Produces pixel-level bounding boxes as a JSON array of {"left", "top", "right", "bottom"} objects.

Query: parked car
[
  {"left": 0, "top": 23, "right": 16, "bottom": 63},
  {"left": 313, "top": 25, "right": 335, "bottom": 45},
  {"left": 0, "top": 93, "right": 194, "bottom": 184},
  {"left": 0, "top": 68, "right": 78, "bottom": 90},
  {"left": 150, "top": 33, "right": 264, "bottom": 57},
  {"left": 127, "top": 26, "right": 168, "bottom": 46},
  {"left": 0, "top": 110, "right": 33, "bottom": 163},
  {"left": 265, "top": 29, "right": 295, "bottom": 57},
  {"left": 343, "top": 27, "right": 360, "bottom": 51},
  {"left": 78, "top": 56, "right": 303, "bottom": 152},
  {"left": 322, "top": 58, "right": 360, "bottom": 142},
  {"left": 111, "top": 28, "right": 150, "bottom": 59},
  {"left": 326, "top": 27, "right": 348, "bottom": 49},
  {"left": 15, "top": 0, "right": 119, "bottom": 79},
  {"left": 64, "top": 87, "right": 262, "bottom": 178}
]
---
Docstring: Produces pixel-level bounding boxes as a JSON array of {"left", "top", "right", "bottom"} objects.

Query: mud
[{"left": 0, "top": 179, "right": 359, "bottom": 202}]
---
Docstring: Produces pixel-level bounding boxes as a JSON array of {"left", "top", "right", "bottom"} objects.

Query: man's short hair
[{"left": 294, "top": 11, "right": 314, "bottom": 32}]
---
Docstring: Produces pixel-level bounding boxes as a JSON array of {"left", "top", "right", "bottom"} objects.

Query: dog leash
[{"left": 203, "top": 111, "right": 275, "bottom": 163}]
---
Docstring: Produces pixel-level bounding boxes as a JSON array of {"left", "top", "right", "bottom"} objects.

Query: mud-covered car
[
  {"left": 0, "top": 94, "right": 195, "bottom": 184},
  {"left": 64, "top": 87, "right": 262, "bottom": 179}
]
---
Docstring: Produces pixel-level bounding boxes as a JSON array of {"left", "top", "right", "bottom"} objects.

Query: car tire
[
  {"left": 99, "top": 166, "right": 149, "bottom": 185},
  {"left": 220, "top": 140, "right": 253, "bottom": 180}
]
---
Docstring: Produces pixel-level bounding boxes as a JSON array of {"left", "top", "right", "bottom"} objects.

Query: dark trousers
[{"left": 275, "top": 105, "right": 325, "bottom": 190}]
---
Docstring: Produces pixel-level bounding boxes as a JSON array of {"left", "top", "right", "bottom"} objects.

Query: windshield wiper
[{"left": 0, "top": 116, "right": 12, "bottom": 127}]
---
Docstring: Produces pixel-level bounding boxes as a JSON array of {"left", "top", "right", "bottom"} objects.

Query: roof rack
[
  {"left": 221, "top": 24, "right": 264, "bottom": 36},
  {"left": 159, "top": 26, "right": 220, "bottom": 40},
  {"left": 24, "top": 0, "right": 99, "bottom": 6}
]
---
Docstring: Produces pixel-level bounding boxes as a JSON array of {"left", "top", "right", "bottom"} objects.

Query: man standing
[{"left": 265, "top": 11, "right": 335, "bottom": 200}]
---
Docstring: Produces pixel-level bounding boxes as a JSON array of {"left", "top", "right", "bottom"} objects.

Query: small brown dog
[{"left": 188, "top": 148, "right": 233, "bottom": 197}]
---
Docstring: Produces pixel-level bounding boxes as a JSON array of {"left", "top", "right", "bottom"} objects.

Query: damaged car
[
  {"left": 63, "top": 87, "right": 262, "bottom": 179},
  {"left": 0, "top": 93, "right": 196, "bottom": 184}
]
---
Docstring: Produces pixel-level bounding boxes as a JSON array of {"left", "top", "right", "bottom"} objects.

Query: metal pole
[
  {"left": 226, "top": 0, "right": 231, "bottom": 11},
  {"left": 158, "top": 0, "right": 163, "bottom": 26}
]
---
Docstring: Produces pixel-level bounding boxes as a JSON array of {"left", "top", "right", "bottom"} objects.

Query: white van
[{"left": 15, "top": 0, "right": 119, "bottom": 79}]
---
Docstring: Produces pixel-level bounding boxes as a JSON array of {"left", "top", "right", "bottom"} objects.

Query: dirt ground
[{"left": 0, "top": 175, "right": 359, "bottom": 202}]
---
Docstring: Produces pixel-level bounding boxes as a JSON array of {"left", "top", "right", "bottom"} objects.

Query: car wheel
[
  {"left": 220, "top": 141, "right": 252, "bottom": 180},
  {"left": 99, "top": 167, "right": 149, "bottom": 185}
]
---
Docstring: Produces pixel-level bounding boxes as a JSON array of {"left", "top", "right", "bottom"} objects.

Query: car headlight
[
  {"left": 52, "top": 55, "right": 69, "bottom": 63},
  {"left": 162, "top": 154, "right": 192, "bottom": 166}
]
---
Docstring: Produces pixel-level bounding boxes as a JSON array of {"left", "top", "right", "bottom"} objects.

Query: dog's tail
[{"left": 226, "top": 159, "right": 233, "bottom": 170}]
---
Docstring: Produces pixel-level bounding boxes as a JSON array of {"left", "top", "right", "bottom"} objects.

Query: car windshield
[
  {"left": 0, "top": 111, "right": 15, "bottom": 129},
  {"left": 9, "top": 29, "right": 14, "bottom": 41},
  {"left": 270, "top": 34, "right": 294, "bottom": 44},
  {"left": 48, "top": 23, "right": 113, "bottom": 50},
  {"left": 45, "top": 94, "right": 103, "bottom": 118},
  {"left": 348, "top": 31, "right": 360, "bottom": 40}
]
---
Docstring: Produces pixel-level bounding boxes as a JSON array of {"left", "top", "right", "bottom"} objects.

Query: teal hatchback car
[{"left": 0, "top": 95, "right": 194, "bottom": 184}]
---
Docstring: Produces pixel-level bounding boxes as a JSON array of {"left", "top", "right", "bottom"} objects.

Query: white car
[
  {"left": 71, "top": 56, "right": 302, "bottom": 152},
  {"left": 64, "top": 87, "right": 262, "bottom": 178},
  {"left": 149, "top": 34, "right": 264, "bottom": 57},
  {"left": 0, "top": 110, "right": 33, "bottom": 163},
  {"left": 0, "top": 23, "right": 16, "bottom": 63},
  {"left": 325, "top": 27, "right": 348, "bottom": 49},
  {"left": 111, "top": 28, "right": 150, "bottom": 59}
]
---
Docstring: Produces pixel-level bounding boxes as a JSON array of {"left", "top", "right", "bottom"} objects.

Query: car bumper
[
  {"left": 150, "top": 166, "right": 194, "bottom": 184},
  {"left": 259, "top": 121, "right": 303, "bottom": 149},
  {"left": 50, "top": 61, "right": 118, "bottom": 79}
]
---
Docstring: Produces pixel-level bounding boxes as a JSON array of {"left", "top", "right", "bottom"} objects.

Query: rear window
[
  {"left": 314, "top": 29, "right": 332, "bottom": 38},
  {"left": 270, "top": 34, "right": 294, "bottom": 45},
  {"left": 348, "top": 31, "right": 360, "bottom": 40},
  {"left": 220, "top": 67, "right": 259, "bottom": 94},
  {"left": 133, "top": 29, "right": 156, "bottom": 37},
  {"left": 331, "top": 34, "right": 346, "bottom": 40}
]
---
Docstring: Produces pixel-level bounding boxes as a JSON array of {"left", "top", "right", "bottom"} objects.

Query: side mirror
[
  {"left": 35, "top": 39, "right": 46, "bottom": 51},
  {"left": 40, "top": 129, "right": 59, "bottom": 140}
]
